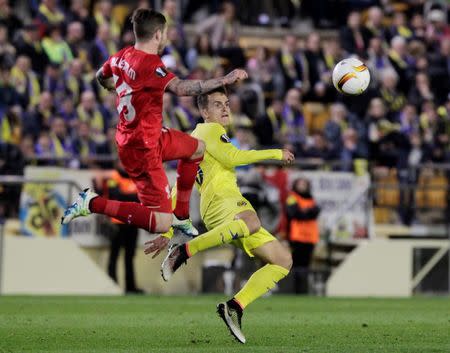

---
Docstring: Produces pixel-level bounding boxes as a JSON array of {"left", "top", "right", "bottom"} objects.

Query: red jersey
[{"left": 102, "top": 47, "right": 176, "bottom": 148}]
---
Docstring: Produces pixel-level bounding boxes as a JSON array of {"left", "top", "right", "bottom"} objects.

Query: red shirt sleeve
[
  {"left": 102, "top": 57, "right": 113, "bottom": 78},
  {"left": 154, "top": 58, "right": 176, "bottom": 90}
]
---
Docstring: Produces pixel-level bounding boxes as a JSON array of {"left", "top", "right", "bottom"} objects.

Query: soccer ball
[{"left": 332, "top": 58, "right": 370, "bottom": 95}]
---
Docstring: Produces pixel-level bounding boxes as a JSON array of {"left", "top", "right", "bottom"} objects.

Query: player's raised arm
[
  {"left": 201, "top": 124, "right": 294, "bottom": 168},
  {"left": 166, "top": 69, "right": 248, "bottom": 96}
]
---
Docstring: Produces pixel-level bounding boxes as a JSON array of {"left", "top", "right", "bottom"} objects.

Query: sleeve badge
[
  {"left": 220, "top": 134, "right": 231, "bottom": 143},
  {"left": 155, "top": 66, "right": 168, "bottom": 77}
]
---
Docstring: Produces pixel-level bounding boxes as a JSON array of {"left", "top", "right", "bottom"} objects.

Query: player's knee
[
  {"left": 191, "top": 139, "right": 205, "bottom": 159},
  {"left": 153, "top": 214, "right": 172, "bottom": 233},
  {"left": 275, "top": 246, "right": 293, "bottom": 271},
  {"left": 244, "top": 215, "right": 261, "bottom": 234}
]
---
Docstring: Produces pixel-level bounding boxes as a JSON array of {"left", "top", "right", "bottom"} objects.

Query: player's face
[{"left": 204, "top": 93, "right": 231, "bottom": 126}]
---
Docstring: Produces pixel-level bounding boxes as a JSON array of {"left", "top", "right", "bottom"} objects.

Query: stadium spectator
[
  {"left": 66, "top": 0, "right": 97, "bottom": 41},
  {"left": 276, "top": 34, "right": 304, "bottom": 93},
  {"left": 19, "top": 134, "right": 36, "bottom": 164},
  {"left": 303, "top": 131, "right": 336, "bottom": 161},
  {"left": 64, "top": 59, "right": 92, "bottom": 106},
  {"left": 94, "top": 0, "right": 120, "bottom": 42},
  {"left": 0, "top": 60, "right": 18, "bottom": 112},
  {"left": 14, "top": 22, "right": 49, "bottom": 77},
  {"left": 408, "top": 72, "right": 434, "bottom": 111},
  {"left": 1, "top": 106, "right": 22, "bottom": 146},
  {"left": 0, "top": 0, "right": 23, "bottom": 39},
  {"left": 76, "top": 90, "right": 105, "bottom": 142},
  {"left": 410, "top": 12, "right": 426, "bottom": 41},
  {"left": 196, "top": 1, "right": 246, "bottom": 68},
  {"left": 230, "top": 119, "right": 258, "bottom": 170},
  {"left": 387, "top": 36, "right": 412, "bottom": 94},
  {"left": 378, "top": 68, "right": 406, "bottom": 120},
  {"left": 255, "top": 98, "right": 284, "bottom": 147},
  {"left": 89, "top": 23, "right": 117, "bottom": 71},
  {"left": 72, "top": 121, "right": 97, "bottom": 169},
  {"left": 35, "top": 131, "right": 55, "bottom": 161},
  {"left": 303, "top": 32, "right": 333, "bottom": 102},
  {"left": 48, "top": 116, "right": 73, "bottom": 161},
  {"left": 339, "top": 11, "right": 369, "bottom": 57},
  {"left": 425, "top": 8, "right": 450, "bottom": 49},
  {"left": 364, "top": 6, "right": 386, "bottom": 43},
  {"left": 196, "top": 1, "right": 240, "bottom": 51},
  {"left": 286, "top": 177, "right": 320, "bottom": 294},
  {"left": 41, "top": 25, "right": 74, "bottom": 66},
  {"left": 173, "top": 96, "right": 201, "bottom": 133},
  {"left": 428, "top": 38, "right": 450, "bottom": 104},
  {"left": 58, "top": 96, "right": 78, "bottom": 128},
  {"left": 99, "top": 92, "right": 118, "bottom": 128},
  {"left": 10, "top": 55, "right": 40, "bottom": 110},
  {"left": 282, "top": 88, "right": 305, "bottom": 151},
  {"left": 66, "top": 21, "right": 89, "bottom": 61},
  {"left": 387, "top": 11, "right": 413, "bottom": 42},
  {"left": 95, "top": 126, "right": 118, "bottom": 169},
  {"left": 340, "top": 128, "right": 367, "bottom": 172},
  {"left": 37, "top": 0, "right": 65, "bottom": 34},
  {"left": 246, "top": 46, "right": 277, "bottom": 100},
  {"left": 162, "top": 25, "right": 188, "bottom": 77},
  {"left": 324, "top": 103, "right": 348, "bottom": 155},
  {"left": 162, "top": 0, "right": 185, "bottom": 41},
  {"left": 366, "top": 36, "right": 392, "bottom": 87},
  {"left": 229, "top": 94, "right": 251, "bottom": 131},
  {"left": 23, "top": 91, "right": 54, "bottom": 139},
  {"left": 0, "top": 23, "right": 16, "bottom": 67},
  {"left": 42, "top": 62, "right": 65, "bottom": 103},
  {"left": 398, "top": 103, "right": 420, "bottom": 136},
  {"left": 185, "top": 34, "right": 218, "bottom": 72}
]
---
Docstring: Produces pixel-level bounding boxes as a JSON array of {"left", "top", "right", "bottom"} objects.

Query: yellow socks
[
  {"left": 186, "top": 219, "right": 250, "bottom": 257},
  {"left": 234, "top": 264, "right": 289, "bottom": 309}
]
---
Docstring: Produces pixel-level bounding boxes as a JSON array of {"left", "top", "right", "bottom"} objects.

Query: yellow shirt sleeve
[{"left": 198, "top": 123, "right": 283, "bottom": 168}]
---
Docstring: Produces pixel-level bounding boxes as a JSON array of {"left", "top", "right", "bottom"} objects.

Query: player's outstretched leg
[
  {"left": 62, "top": 188, "right": 169, "bottom": 234},
  {"left": 160, "top": 217, "right": 253, "bottom": 281},
  {"left": 61, "top": 188, "right": 97, "bottom": 224},
  {"left": 218, "top": 232, "right": 292, "bottom": 343}
]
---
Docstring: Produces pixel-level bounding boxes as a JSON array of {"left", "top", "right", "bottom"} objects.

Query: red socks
[
  {"left": 174, "top": 157, "right": 203, "bottom": 219},
  {"left": 89, "top": 197, "right": 156, "bottom": 232}
]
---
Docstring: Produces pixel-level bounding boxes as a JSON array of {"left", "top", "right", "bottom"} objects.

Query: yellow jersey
[{"left": 191, "top": 122, "right": 282, "bottom": 219}]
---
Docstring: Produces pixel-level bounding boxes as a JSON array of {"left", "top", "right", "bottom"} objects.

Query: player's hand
[
  {"left": 144, "top": 235, "right": 170, "bottom": 259},
  {"left": 223, "top": 69, "right": 248, "bottom": 85},
  {"left": 281, "top": 149, "right": 295, "bottom": 164}
]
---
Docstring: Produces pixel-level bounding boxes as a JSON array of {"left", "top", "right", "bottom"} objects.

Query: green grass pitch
[{"left": 0, "top": 295, "right": 449, "bottom": 353}]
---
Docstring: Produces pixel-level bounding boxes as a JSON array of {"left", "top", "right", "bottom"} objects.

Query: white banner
[{"left": 288, "top": 171, "right": 372, "bottom": 241}]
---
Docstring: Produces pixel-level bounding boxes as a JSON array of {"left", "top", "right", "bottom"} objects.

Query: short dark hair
[
  {"left": 196, "top": 87, "right": 227, "bottom": 110},
  {"left": 132, "top": 8, "right": 166, "bottom": 41}
]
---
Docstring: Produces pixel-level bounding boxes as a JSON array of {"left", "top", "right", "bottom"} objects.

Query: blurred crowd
[{"left": 0, "top": 0, "right": 450, "bottom": 178}]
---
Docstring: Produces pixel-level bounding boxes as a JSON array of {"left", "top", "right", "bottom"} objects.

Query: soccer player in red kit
[{"left": 62, "top": 9, "right": 248, "bottom": 237}]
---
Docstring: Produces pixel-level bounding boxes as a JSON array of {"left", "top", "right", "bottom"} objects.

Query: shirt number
[{"left": 113, "top": 74, "right": 136, "bottom": 121}]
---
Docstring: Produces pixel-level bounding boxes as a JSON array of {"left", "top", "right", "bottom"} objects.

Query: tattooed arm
[
  {"left": 96, "top": 68, "right": 116, "bottom": 92},
  {"left": 166, "top": 69, "right": 248, "bottom": 96}
]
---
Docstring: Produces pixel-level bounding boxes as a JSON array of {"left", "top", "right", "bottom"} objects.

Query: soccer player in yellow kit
[{"left": 145, "top": 87, "right": 294, "bottom": 344}]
